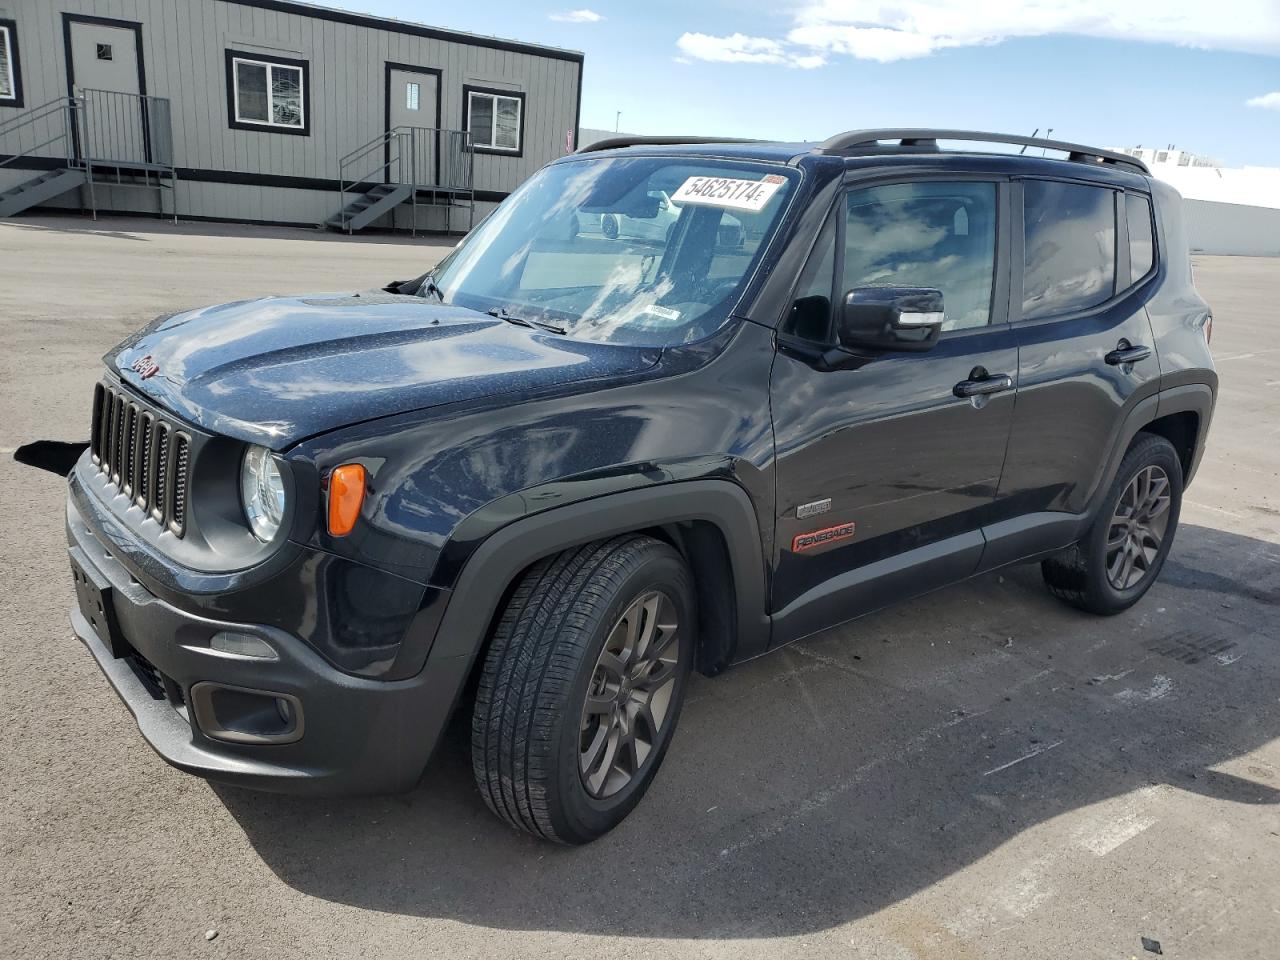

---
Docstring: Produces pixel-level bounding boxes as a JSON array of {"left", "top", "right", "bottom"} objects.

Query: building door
[
  {"left": 385, "top": 65, "right": 440, "bottom": 185},
  {"left": 64, "top": 16, "right": 146, "bottom": 163}
]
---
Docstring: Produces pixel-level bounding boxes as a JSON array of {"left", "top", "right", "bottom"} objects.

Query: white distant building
[{"left": 1109, "top": 145, "right": 1280, "bottom": 256}]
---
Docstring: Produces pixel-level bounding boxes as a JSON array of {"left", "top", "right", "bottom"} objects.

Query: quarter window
[
  {"left": 1126, "top": 193, "right": 1155, "bottom": 284},
  {"left": 227, "top": 51, "right": 308, "bottom": 133},
  {"left": 466, "top": 88, "right": 523, "bottom": 153},
  {"left": 1022, "top": 180, "right": 1116, "bottom": 319},
  {"left": 843, "top": 181, "right": 998, "bottom": 332},
  {"left": 0, "top": 20, "right": 21, "bottom": 106}
]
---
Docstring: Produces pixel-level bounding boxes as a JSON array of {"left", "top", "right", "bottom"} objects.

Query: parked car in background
[
  {"left": 62, "top": 129, "right": 1214, "bottom": 845},
  {"left": 601, "top": 189, "right": 744, "bottom": 246}
]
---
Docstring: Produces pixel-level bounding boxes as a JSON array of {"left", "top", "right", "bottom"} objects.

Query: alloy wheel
[
  {"left": 1106, "top": 464, "right": 1172, "bottom": 590},
  {"left": 579, "top": 590, "right": 680, "bottom": 799}
]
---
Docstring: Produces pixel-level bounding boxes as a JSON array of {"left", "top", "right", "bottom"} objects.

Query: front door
[
  {"left": 65, "top": 17, "right": 146, "bottom": 163},
  {"left": 386, "top": 65, "right": 440, "bottom": 184},
  {"left": 770, "top": 178, "right": 1018, "bottom": 643}
]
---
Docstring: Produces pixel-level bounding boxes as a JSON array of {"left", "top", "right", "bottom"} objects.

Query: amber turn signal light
[{"left": 327, "top": 464, "right": 366, "bottom": 537}]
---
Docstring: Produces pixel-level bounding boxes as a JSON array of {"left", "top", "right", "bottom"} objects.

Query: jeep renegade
[{"left": 65, "top": 129, "right": 1215, "bottom": 843}]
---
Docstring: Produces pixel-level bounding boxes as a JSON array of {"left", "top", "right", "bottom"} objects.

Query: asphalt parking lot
[{"left": 1, "top": 215, "right": 1277, "bottom": 960}]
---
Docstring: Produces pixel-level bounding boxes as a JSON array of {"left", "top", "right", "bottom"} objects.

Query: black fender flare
[
  {"left": 1087, "top": 382, "right": 1215, "bottom": 519},
  {"left": 396, "top": 480, "right": 772, "bottom": 735}
]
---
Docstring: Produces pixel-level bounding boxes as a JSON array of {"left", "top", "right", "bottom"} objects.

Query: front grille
[{"left": 90, "top": 382, "right": 190, "bottom": 537}]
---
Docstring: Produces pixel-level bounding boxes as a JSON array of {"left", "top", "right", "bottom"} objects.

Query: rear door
[
  {"left": 990, "top": 178, "right": 1160, "bottom": 565},
  {"left": 769, "top": 177, "right": 1019, "bottom": 643}
]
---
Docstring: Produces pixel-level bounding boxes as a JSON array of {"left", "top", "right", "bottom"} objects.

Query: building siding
[{"left": 0, "top": 0, "right": 582, "bottom": 228}]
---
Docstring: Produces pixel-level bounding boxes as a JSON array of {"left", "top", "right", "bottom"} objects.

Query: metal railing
[
  {"left": 0, "top": 90, "right": 176, "bottom": 221},
  {"left": 336, "top": 125, "right": 475, "bottom": 234},
  {"left": 0, "top": 96, "right": 78, "bottom": 172},
  {"left": 73, "top": 89, "right": 177, "bottom": 223}
]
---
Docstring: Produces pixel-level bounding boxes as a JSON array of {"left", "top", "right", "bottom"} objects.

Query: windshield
[{"left": 426, "top": 156, "right": 799, "bottom": 346}]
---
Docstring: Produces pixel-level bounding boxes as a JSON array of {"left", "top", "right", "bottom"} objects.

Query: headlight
[{"left": 240, "top": 445, "right": 286, "bottom": 542}]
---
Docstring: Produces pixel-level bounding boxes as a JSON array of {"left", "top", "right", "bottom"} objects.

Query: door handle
[
  {"left": 1105, "top": 344, "right": 1152, "bottom": 366},
  {"left": 953, "top": 373, "right": 1014, "bottom": 399}
]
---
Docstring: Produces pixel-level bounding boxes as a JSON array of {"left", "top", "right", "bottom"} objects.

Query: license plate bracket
[{"left": 70, "top": 554, "right": 127, "bottom": 658}]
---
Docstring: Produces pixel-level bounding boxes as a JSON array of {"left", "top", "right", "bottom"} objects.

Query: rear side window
[
  {"left": 1127, "top": 194, "right": 1155, "bottom": 284},
  {"left": 1022, "top": 181, "right": 1115, "bottom": 319}
]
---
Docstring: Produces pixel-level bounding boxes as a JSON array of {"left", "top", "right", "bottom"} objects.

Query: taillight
[{"left": 327, "top": 463, "right": 367, "bottom": 537}]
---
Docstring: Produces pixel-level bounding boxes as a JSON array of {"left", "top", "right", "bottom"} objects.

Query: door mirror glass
[{"left": 837, "top": 286, "right": 944, "bottom": 352}]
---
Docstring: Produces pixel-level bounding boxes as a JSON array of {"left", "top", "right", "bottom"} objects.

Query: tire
[
  {"left": 601, "top": 214, "right": 620, "bottom": 240},
  {"left": 471, "top": 535, "right": 694, "bottom": 844},
  {"left": 1042, "top": 432, "right": 1183, "bottom": 615}
]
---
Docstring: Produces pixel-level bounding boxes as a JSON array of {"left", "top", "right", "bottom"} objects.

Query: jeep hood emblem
[{"left": 131, "top": 355, "right": 160, "bottom": 380}]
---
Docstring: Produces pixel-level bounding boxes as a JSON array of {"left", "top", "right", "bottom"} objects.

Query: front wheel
[
  {"left": 471, "top": 535, "right": 694, "bottom": 844},
  {"left": 1042, "top": 432, "right": 1183, "bottom": 614}
]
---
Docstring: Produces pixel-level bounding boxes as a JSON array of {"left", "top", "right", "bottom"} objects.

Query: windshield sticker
[{"left": 671, "top": 174, "right": 786, "bottom": 213}]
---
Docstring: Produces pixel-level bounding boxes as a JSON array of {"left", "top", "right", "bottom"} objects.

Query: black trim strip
[
  {"left": 462, "top": 85, "right": 527, "bottom": 158},
  {"left": 0, "top": 154, "right": 511, "bottom": 204},
  {"left": 225, "top": 48, "right": 312, "bottom": 136},
  {"left": 220, "top": 0, "right": 583, "bottom": 63},
  {"left": 0, "top": 18, "right": 24, "bottom": 108}
]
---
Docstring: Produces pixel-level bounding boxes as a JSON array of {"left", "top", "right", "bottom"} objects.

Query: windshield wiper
[{"left": 487, "top": 307, "right": 566, "bottom": 335}]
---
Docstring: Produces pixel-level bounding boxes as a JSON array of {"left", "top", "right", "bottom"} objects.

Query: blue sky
[{"left": 348, "top": 1, "right": 1278, "bottom": 166}]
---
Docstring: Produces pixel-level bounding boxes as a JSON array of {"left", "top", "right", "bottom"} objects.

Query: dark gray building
[{"left": 0, "top": 0, "right": 584, "bottom": 232}]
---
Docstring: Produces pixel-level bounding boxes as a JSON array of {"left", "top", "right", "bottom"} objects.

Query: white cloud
[
  {"left": 1246, "top": 91, "right": 1280, "bottom": 110},
  {"left": 550, "top": 9, "right": 603, "bottom": 23},
  {"left": 677, "top": 0, "right": 1280, "bottom": 67},
  {"left": 675, "top": 32, "right": 826, "bottom": 68}
]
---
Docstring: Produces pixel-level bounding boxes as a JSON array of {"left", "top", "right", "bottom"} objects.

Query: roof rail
[
  {"left": 817, "top": 129, "right": 1149, "bottom": 175},
  {"left": 576, "top": 135, "right": 763, "bottom": 154}
]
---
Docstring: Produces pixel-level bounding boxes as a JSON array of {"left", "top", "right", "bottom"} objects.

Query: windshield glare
[{"left": 428, "top": 157, "right": 798, "bottom": 346}]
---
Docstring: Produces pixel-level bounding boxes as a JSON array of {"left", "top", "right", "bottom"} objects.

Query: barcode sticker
[{"left": 671, "top": 174, "right": 785, "bottom": 213}]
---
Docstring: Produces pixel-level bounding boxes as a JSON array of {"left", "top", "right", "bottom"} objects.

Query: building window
[
  {"left": 464, "top": 86, "right": 524, "bottom": 154},
  {"left": 406, "top": 82, "right": 420, "bottom": 111},
  {"left": 96, "top": 43, "right": 113, "bottom": 61},
  {"left": 225, "top": 49, "right": 310, "bottom": 135},
  {"left": 0, "top": 19, "right": 23, "bottom": 107}
]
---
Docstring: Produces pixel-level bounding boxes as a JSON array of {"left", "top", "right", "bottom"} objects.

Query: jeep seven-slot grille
[{"left": 90, "top": 383, "right": 190, "bottom": 536}]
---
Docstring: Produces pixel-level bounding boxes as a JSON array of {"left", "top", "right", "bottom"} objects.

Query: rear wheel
[
  {"left": 471, "top": 535, "right": 693, "bottom": 844},
  {"left": 1042, "top": 432, "right": 1183, "bottom": 614}
]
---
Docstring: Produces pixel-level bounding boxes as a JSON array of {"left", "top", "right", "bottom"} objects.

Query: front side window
[
  {"left": 466, "top": 88, "right": 523, "bottom": 153},
  {"left": 1126, "top": 193, "right": 1155, "bottom": 284},
  {"left": 1022, "top": 180, "right": 1116, "bottom": 319},
  {"left": 843, "top": 181, "right": 998, "bottom": 332},
  {"left": 0, "top": 20, "right": 22, "bottom": 106},
  {"left": 428, "top": 157, "right": 798, "bottom": 346},
  {"left": 227, "top": 51, "right": 308, "bottom": 133}
]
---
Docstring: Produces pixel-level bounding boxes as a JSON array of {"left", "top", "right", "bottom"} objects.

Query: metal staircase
[
  {"left": 326, "top": 182, "right": 415, "bottom": 232},
  {"left": 0, "top": 167, "right": 87, "bottom": 218},
  {"left": 0, "top": 91, "right": 177, "bottom": 221},
  {"left": 328, "top": 126, "right": 474, "bottom": 235}
]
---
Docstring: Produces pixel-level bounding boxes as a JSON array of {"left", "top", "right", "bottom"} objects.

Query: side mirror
[{"left": 836, "top": 286, "right": 944, "bottom": 353}]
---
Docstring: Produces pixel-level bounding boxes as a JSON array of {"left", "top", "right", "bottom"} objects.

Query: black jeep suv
[{"left": 65, "top": 129, "right": 1215, "bottom": 843}]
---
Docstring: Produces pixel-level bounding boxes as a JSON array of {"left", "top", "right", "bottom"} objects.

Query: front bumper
[{"left": 66, "top": 494, "right": 461, "bottom": 795}]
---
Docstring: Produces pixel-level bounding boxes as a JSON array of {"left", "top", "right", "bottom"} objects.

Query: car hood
[{"left": 107, "top": 292, "right": 661, "bottom": 449}]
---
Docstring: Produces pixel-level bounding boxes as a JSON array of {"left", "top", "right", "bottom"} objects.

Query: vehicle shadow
[{"left": 214, "top": 522, "right": 1280, "bottom": 939}]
